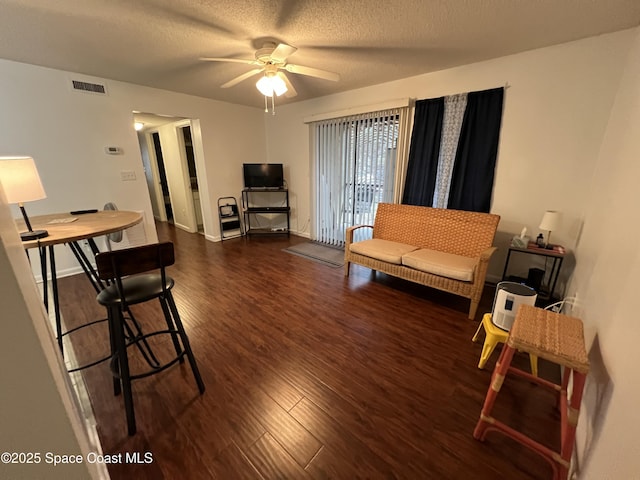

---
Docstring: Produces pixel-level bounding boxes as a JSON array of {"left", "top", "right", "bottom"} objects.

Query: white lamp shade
[
  {"left": 0, "top": 156, "right": 47, "bottom": 204},
  {"left": 256, "top": 74, "right": 288, "bottom": 97},
  {"left": 539, "top": 210, "right": 561, "bottom": 231}
]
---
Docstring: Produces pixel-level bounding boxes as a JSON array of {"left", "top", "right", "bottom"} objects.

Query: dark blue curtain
[
  {"left": 447, "top": 87, "right": 504, "bottom": 212},
  {"left": 401, "top": 97, "right": 444, "bottom": 206}
]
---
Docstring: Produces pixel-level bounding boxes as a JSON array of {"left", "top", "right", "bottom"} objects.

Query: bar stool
[
  {"left": 96, "top": 242, "right": 205, "bottom": 435},
  {"left": 473, "top": 304, "right": 589, "bottom": 480}
]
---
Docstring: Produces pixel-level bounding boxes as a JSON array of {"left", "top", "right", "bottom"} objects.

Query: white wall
[
  {"left": 265, "top": 29, "right": 635, "bottom": 288},
  {"left": 566, "top": 27, "right": 640, "bottom": 479},
  {"left": 0, "top": 59, "right": 267, "bottom": 277}
]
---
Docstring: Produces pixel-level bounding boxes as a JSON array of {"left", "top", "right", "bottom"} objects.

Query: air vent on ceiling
[{"left": 71, "top": 79, "right": 107, "bottom": 95}]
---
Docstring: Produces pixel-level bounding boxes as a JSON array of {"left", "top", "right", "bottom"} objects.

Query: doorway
[
  {"left": 152, "top": 131, "right": 173, "bottom": 223},
  {"left": 135, "top": 112, "right": 206, "bottom": 235}
]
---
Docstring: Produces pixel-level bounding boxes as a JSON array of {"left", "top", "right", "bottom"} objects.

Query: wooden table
[
  {"left": 20, "top": 211, "right": 143, "bottom": 357},
  {"left": 21, "top": 210, "right": 142, "bottom": 249}
]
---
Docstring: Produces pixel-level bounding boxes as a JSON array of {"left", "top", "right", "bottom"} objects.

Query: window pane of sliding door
[{"left": 315, "top": 111, "right": 399, "bottom": 247}]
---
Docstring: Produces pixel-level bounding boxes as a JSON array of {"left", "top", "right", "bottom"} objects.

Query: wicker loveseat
[{"left": 344, "top": 203, "right": 500, "bottom": 319}]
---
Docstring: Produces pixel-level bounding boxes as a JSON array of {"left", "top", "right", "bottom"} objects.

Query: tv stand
[{"left": 241, "top": 188, "right": 290, "bottom": 236}]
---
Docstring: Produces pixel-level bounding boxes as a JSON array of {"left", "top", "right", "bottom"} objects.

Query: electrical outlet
[
  {"left": 564, "top": 291, "right": 582, "bottom": 317},
  {"left": 120, "top": 170, "right": 136, "bottom": 181}
]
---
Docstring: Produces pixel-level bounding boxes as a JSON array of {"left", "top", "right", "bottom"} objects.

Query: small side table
[{"left": 501, "top": 243, "right": 567, "bottom": 301}]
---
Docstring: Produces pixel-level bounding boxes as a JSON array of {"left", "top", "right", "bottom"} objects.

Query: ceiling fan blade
[
  {"left": 278, "top": 72, "right": 298, "bottom": 98},
  {"left": 284, "top": 63, "right": 340, "bottom": 82},
  {"left": 271, "top": 43, "right": 298, "bottom": 63},
  {"left": 200, "top": 57, "right": 259, "bottom": 66},
  {"left": 221, "top": 68, "right": 263, "bottom": 88}
]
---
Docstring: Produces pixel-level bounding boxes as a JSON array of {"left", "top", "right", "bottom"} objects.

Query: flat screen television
[{"left": 243, "top": 163, "right": 284, "bottom": 189}]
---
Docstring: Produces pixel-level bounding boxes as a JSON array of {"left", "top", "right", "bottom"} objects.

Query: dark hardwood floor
[{"left": 57, "top": 223, "right": 561, "bottom": 479}]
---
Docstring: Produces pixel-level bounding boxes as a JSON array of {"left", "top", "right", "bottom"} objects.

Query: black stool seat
[{"left": 97, "top": 273, "right": 174, "bottom": 306}]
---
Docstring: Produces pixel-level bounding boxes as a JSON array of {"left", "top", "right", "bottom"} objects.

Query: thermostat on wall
[{"left": 104, "top": 146, "right": 122, "bottom": 155}]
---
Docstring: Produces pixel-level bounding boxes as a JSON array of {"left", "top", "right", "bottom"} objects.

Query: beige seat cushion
[
  {"left": 401, "top": 248, "right": 476, "bottom": 281},
  {"left": 349, "top": 239, "right": 418, "bottom": 265}
]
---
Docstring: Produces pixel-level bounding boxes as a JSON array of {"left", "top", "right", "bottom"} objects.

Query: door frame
[
  {"left": 174, "top": 119, "right": 198, "bottom": 233},
  {"left": 145, "top": 129, "right": 169, "bottom": 222},
  {"left": 176, "top": 122, "right": 204, "bottom": 232}
]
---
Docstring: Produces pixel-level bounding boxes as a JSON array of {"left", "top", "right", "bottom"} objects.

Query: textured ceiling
[{"left": 1, "top": 0, "right": 639, "bottom": 108}]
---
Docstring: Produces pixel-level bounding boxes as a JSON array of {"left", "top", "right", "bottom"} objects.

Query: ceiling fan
[{"left": 200, "top": 41, "right": 340, "bottom": 98}]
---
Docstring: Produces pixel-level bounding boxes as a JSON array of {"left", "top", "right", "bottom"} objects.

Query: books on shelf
[{"left": 526, "top": 241, "right": 565, "bottom": 254}]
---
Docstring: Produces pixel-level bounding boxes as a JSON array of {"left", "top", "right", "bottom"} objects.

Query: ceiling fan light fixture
[{"left": 256, "top": 74, "right": 287, "bottom": 97}]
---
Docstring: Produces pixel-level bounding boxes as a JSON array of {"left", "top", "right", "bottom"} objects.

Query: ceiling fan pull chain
[
  {"left": 264, "top": 95, "right": 268, "bottom": 113},
  {"left": 272, "top": 94, "right": 276, "bottom": 115}
]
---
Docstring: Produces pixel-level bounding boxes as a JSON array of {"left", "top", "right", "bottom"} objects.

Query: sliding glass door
[{"left": 313, "top": 110, "right": 400, "bottom": 247}]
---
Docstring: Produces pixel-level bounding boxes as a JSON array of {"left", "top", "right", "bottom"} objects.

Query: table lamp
[
  {"left": 0, "top": 156, "right": 49, "bottom": 241},
  {"left": 539, "top": 210, "right": 561, "bottom": 249}
]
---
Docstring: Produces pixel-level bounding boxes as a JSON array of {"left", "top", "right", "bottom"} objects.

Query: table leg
[
  {"left": 68, "top": 241, "right": 105, "bottom": 293},
  {"left": 501, "top": 249, "right": 513, "bottom": 281},
  {"left": 38, "top": 246, "right": 49, "bottom": 313},
  {"left": 549, "top": 257, "right": 564, "bottom": 301},
  {"left": 48, "top": 245, "right": 63, "bottom": 355}
]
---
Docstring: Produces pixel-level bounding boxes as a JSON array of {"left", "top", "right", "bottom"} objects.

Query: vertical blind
[{"left": 313, "top": 108, "right": 403, "bottom": 246}]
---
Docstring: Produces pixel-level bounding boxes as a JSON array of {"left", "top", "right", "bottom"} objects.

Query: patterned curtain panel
[
  {"left": 432, "top": 93, "right": 467, "bottom": 208},
  {"left": 402, "top": 87, "right": 504, "bottom": 212}
]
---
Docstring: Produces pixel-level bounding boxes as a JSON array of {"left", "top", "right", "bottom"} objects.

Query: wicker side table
[{"left": 473, "top": 304, "right": 590, "bottom": 480}]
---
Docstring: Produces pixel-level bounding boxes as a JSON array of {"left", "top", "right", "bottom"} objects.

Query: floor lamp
[{"left": 0, "top": 156, "right": 49, "bottom": 241}]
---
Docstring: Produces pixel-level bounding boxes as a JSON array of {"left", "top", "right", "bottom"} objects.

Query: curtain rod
[{"left": 303, "top": 98, "right": 411, "bottom": 124}]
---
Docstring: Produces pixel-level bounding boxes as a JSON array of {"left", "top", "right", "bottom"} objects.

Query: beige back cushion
[{"left": 372, "top": 203, "right": 500, "bottom": 257}]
